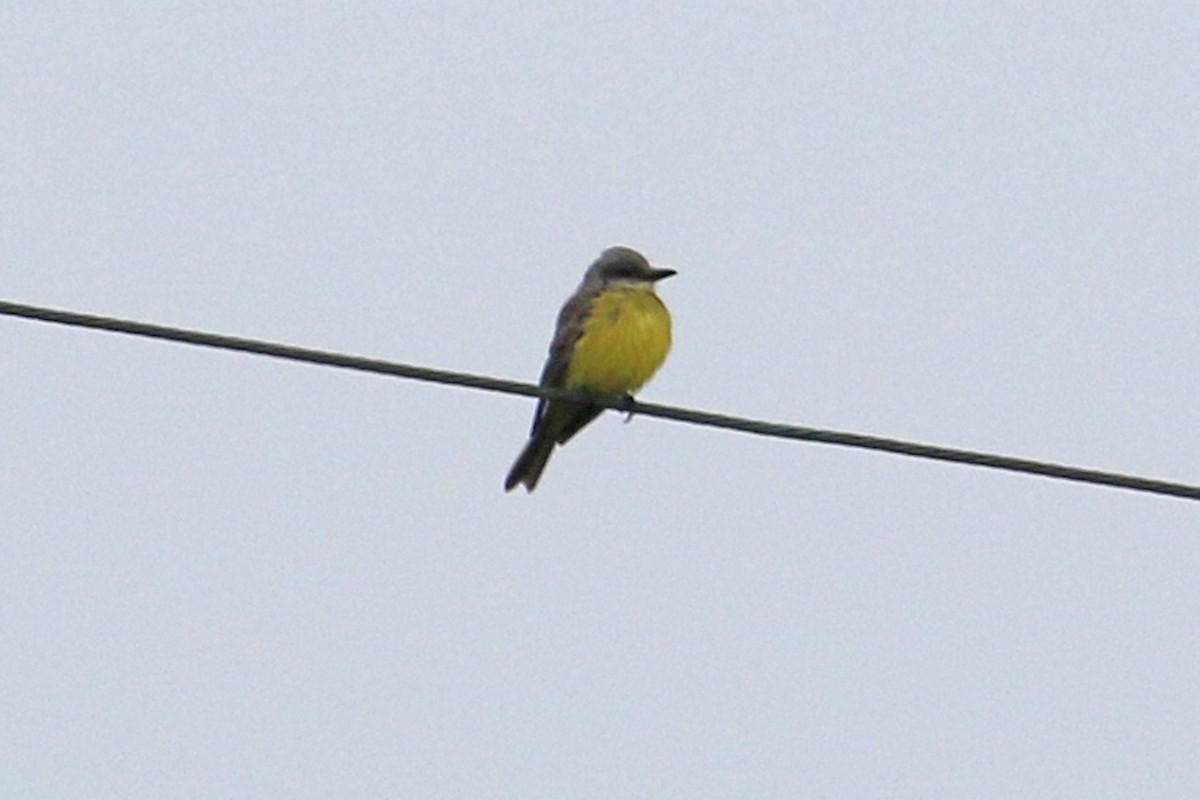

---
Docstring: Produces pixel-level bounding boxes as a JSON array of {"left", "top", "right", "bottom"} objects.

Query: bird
[{"left": 505, "top": 246, "right": 676, "bottom": 492}]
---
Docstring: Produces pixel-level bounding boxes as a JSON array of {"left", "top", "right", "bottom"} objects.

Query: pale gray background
[{"left": 3, "top": 4, "right": 1198, "bottom": 798}]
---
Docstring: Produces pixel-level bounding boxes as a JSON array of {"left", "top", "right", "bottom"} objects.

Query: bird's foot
[{"left": 620, "top": 394, "right": 637, "bottom": 423}]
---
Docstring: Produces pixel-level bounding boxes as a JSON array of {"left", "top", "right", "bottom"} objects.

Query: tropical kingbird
[{"left": 504, "top": 246, "right": 676, "bottom": 492}]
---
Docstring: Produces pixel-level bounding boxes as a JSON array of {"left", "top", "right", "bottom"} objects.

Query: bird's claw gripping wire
[{"left": 620, "top": 394, "right": 637, "bottom": 423}]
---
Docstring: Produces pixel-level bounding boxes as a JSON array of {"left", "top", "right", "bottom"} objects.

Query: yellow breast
[{"left": 565, "top": 287, "right": 672, "bottom": 396}]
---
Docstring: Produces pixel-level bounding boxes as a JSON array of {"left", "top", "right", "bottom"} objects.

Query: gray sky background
[{"left": 3, "top": 4, "right": 1198, "bottom": 797}]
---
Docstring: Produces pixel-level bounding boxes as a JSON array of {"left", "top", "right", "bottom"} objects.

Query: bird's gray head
[{"left": 581, "top": 246, "right": 677, "bottom": 289}]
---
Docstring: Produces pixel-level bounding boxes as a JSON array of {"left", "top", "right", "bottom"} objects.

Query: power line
[{"left": 3, "top": 298, "right": 1197, "bottom": 502}]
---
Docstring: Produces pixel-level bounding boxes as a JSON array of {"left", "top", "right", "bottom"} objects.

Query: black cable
[{"left": 3, "top": 298, "right": 1197, "bottom": 502}]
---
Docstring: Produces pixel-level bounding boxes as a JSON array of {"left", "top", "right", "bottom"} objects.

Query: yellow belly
[{"left": 565, "top": 287, "right": 672, "bottom": 396}]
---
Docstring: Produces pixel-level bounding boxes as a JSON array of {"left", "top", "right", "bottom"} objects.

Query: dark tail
[{"left": 504, "top": 431, "right": 556, "bottom": 492}]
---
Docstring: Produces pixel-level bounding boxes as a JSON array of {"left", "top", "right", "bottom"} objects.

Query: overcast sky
[{"left": 3, "top": 4, "right": 1198, "bottom": 798}]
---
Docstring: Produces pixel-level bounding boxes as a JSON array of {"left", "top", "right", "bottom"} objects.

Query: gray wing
[{"left": 528, "top": 288, "right": 600, "bottom": 439}]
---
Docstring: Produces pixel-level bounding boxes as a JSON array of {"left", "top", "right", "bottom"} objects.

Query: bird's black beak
[{"left": 649, "top": 267, "right": 677, "bottom": 282}]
